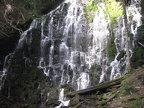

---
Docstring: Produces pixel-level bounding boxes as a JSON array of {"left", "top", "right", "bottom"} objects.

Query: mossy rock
[
  {"left": 107, "top": 35, "right": 117, "bottom": 62},
  {"left": 47, "top": 99, "right": 60, "bottom": 106},
  {"left": 90, "top": 94, "right": 97, "bottom": 99},
  {"left": 97, "top": 100, "right": 107, "bottom": 106},
  {"left": 64, "top": 85, "right": 75, "bottom": 94},
  {"left": 89, "top": 64, "right": 101, "bottom": 85},
  {"left": 117, "top": 50, "right": 126, "bottom": 61},
  {"left": 122, "top": 98, "right": 144, "bottom": 108},
  {"left": 48, "top": 88, "right": 59, "bottom": 100},
  {"left": 66, "top": 92, "right": 77, "bottom": 98},
  {"left": 70, "top": 95, "right": 80, "bottom": 106}
]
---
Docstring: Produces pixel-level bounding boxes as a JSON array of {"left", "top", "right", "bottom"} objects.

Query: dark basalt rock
[{"left": 0, "top": 28, "right": 59, "bottom": 107}]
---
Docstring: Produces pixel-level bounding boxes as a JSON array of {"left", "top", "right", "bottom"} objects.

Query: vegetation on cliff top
[
  {"left": 84, "top": 0, "right": 123, "bottom": 27},
  {"left": 0, "top": 0, "right": 64, "bottom": 39}
]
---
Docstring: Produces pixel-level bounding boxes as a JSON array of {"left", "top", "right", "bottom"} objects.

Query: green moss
[
  {"left": 70, "top": 95, "right": 80, "bottom": 107},
  {"left": 67, "top": 92, "right": 77, "bottom": 98},
  {"left": 107, "top": 35, "right": 117, "bottom": 62},
  {"left": 123, "top": 85, "right": 135, "bottom": 95},
  {"left": 98, "top": 100, "right": 107, "bottom": 106},
  {"left": 48, "top": 99, "right": 60, "bottom": 106},
  {"left": 129, "top": 98, "right": 144, "bottom": 108},
  {"left": 89, "top": 64, "right": 101, "bottom": 85},
  {"left": 122, "top": 98, "right": 144, "bottom": 108},
  {"left": 90, "top": 65, "right": 101, "bottom": 73}
]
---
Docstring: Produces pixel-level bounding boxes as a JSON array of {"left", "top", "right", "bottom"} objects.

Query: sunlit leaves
[
  {"left": 84, "top": 0, "right": 98, "bottom": 22},
  {"left": 105, "top": 0, "right": 123, "bottom": 28},
  {"left": 84, "top": 0, "right": 123, "bottom": 26}
]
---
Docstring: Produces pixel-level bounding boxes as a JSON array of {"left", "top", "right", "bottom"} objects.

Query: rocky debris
[{"left": 66, "top": 66, "right": 144, "bottom": 108}]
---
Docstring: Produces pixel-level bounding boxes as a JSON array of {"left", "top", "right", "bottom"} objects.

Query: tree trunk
[
  {"left": 77, "top": 76, "right": 126, "bottom": 95},
  {"left": 123, "top": 0, "right": 131, "bottom": 72}
]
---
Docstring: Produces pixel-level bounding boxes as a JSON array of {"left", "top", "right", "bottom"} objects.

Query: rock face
[{"left": 0, "top": 0, "right": 144, "bottom": 107}]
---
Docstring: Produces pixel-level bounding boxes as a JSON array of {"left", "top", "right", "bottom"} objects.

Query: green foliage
[
  {"left": 107, "top": 35, "right": 117, "bottom": 62},
  {"left": 84, "top": 0, "right": 123, "bottom": 26},
  {"left": 105, "top": 0, "right": 123, "bottom": 28},
  {"left": 84, "top": 0, "right": 98, "bottom": 22},
  {"left": 98, "top": 100, "right": 107, "bottom": 106},
  {"left": 123, "top": 85, "right": 135, "bottom": 95}
]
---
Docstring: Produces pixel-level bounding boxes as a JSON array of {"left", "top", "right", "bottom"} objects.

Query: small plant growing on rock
[{"left": 124, "top": 85, "right": 135, "bottom": 95}]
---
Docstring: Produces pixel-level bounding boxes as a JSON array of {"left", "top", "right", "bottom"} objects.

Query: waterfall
[
  {"left": 0, "top": 53, "right": 14, "bottom": 90},
  {"left": 0, "top": 0, "right": 142, "bottom": 107},
  {"left": 86, "top": 2, "right": 111, "bottom": 83},
  {"left": 38, "top": 0, "right": 90, "bottom": 90},
  {"left": 110, "top": 0, "right": 142, "bottom": 80},
  {"left": 55, "top": 88, "right": 70, "bottom": 108}
]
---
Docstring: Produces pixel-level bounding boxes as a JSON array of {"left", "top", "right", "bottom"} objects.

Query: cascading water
[
  {"left": 38, "top": 0, "right": 90, "bottom": 90},
  {"left": 0, "top": 53, "right": 14, "bottom": 90},
  {"left": 0, "top": 0, "right": 142, "bottom": 107},
  {"left": 86, "top": 2, "right": 111, "bottom": 83},
  {"left": 55, "top": 88, "right": 70, "bottom": 108},
  {"left": 110, "top": 0, "right": 142, "bottom": 80}
]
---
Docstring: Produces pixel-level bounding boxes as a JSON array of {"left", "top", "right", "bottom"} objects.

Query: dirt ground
[{"left": 107, "top": 66, "right": 144, "bottom": 108}]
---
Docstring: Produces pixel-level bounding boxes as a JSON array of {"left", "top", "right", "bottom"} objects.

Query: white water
[
  {"left": 55, "top": 88, "right": 70, "bottom": 108},
  {"left": 0, "top": 0, "right": 142, "bottom": 107},
  {"left": 110, "top": 0, "right": 142, "bottom": 80},
  {"left": 38, "top": 0, "right": 90, "bottom": 90},
  {"left": 0, "top": 53, "right": 13, "bottom": 90},
  {"left": 86, "top": 2, "right": 111, "bottom": 83}
]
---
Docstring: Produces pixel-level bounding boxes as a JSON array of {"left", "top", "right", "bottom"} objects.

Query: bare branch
[
  {"left": 0, "top": 31, "right": 10, "bottom": 37},
  {"left": 2, "top": 9, "right": 23, "bottom": 35}
]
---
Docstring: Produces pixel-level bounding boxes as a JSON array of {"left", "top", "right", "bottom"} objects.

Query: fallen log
[{"left": 77, "top": 75, "right": 126, "bottom": 95}]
